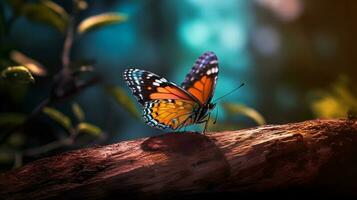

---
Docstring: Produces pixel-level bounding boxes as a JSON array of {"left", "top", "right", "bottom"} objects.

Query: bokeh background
[{"left": 1, "top": 0, "right": 356, "bottom": 171}]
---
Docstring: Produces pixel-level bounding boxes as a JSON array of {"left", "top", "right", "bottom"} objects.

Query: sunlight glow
[
  {"left": 219, "top": 23, "right": 247, "bottom": 50},
  {"left": 179, "top": 20, "right": 211, "bottom": 48}
]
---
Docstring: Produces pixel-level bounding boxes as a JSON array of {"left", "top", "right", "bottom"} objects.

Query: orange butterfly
[{"left": 123, "top": 51, "right": 218, "bottom": 132}]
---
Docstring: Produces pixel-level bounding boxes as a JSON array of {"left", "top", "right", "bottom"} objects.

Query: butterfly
[{"left": 123, "top": 51, "right": 219, "bottom": 132}]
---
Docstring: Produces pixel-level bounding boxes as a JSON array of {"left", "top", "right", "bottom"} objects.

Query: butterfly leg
[
  {"left": 205, "top": 113, "right": 211, "bottom": 134},
  {"left": 197, "top": 112, "right": 211, "bottom": 135},
  {"left": 176, "top": 114, "right": 194, "bottom": 133}
]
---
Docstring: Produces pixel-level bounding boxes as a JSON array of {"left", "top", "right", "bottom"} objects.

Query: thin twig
[
  {"left": 61, "top": 18, "right": 74, "bottom": 71},
  {"left": 28, "top": 98, "right": 51, "bottom": 119}
]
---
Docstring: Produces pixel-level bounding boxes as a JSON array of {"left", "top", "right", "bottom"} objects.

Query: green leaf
[
  {"left": 0, "top": 112, "right": 26, "bottom": 128},
  {"left": 105, "top": 85, "right": 140, "bottom": 119},
  {"left": 1, "top": 66, "right": 35, "bottom": 84},
  {"left": 223, "top": 103, "right": 266, "bottom": 125},
  {"left": 310, "top": 76, "right": 357, "bottom": 119},
  {"left": 77, "top": 122, "right": 102, "bottom": 137},
  {"left": 10, "top": 50, "right": 47, "bottom": 76},
  {"left": 72, "top": 102, "right": 85, "bottom": 122},
  {"left": 7, "top": 132, "right": 25, "bottom": 147},
  {"left": 77, "top": 12, "right": 128, "bottom": 34},
  {"left": 42, "top": 107, "right": 72, "bottom": 131},
  {"left": 41, "top": 0, "right": 69, "bottom": 21},
  {"left": 21, "top": 2, "right": 69, "bottom": 33},
  {"left": 311, "top": 94, "right": 349, "bottom": 119}
]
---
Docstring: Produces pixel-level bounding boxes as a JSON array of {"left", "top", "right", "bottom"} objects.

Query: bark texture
[{"left": 1, "top": 119, "right": 357, "bottom": 199}]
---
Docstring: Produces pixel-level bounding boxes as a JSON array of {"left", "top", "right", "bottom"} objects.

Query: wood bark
[{"left": 1, "top": 119, "right": 357, "bottom": 199}]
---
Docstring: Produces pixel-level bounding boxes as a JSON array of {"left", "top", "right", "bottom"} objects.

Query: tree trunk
[{"left": 1, "top": 119, "right": 357, "bottom": 199}]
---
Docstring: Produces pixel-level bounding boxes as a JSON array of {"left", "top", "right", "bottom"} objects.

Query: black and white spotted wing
[
  {"left": 124, "top": 69, "right": 167, "bottom": 105},
  {"left": 123, "top": 69, "right": 200, "bottom": 129},
  {"left": 181, "top": 51, "right": 219, "bottom": 104},
  {"left": 123, "top": 69, "right": 198, "bottom": 104}
]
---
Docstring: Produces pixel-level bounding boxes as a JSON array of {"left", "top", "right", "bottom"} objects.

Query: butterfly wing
[
  {"left": 123, "top": 69, "right": 199, "bottom": 129},
  {"left": 181, "top": 51, "right": 219, "bottom": 105},
  {"left": 123, "top": 69, "right": 195, "bottom": 105},
  {"left": 143, "top": 99, "right": 197, "bottom": 130}
]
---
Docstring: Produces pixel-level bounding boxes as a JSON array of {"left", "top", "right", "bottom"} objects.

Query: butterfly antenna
[{"left": 212, "top": 83, "right": 245, "bottom": 103}]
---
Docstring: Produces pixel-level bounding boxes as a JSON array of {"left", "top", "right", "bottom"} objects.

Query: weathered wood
[{"left": 1, "top": 119, "right": 357, "bottom": 199}]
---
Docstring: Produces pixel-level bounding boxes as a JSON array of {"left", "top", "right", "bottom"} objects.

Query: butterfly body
[
  {"left": 123, "top": 51, "right": 219, "bottom": 132},
  {"left": 192, "top": 102, "right": 216, "bottom": 123}
]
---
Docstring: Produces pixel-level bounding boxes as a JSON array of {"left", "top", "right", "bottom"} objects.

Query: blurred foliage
[
  {"left": 310, "top": 76, "right": 357, "bottom": 119},
  {"left": 42, "top": 107, "right": 72, "bottom": 131},
  {"left": 7, "top": 132, "right": 25, "bottom": 147},
  {"left": 0, "top": 0, "right": 127, "bottom": 170},
  {"left": 19, "top": 1, "right": 69, "bottom": 33},
  {"left": 72, "top": 102, "right": 85, "bottom": 122},
  {"left": 105, "top": 85, "right": 140, "bottom": 119},
  {"left": 77, "top": 122, "right": 102, "bottom": 137},
  {"left": 0, "top": 113, "right": 26, "bottom": 128},
  {"left": 43, "top": 104, "right": 103, "bottom": 137},
  {"left": 77, "top": 12, "right": 127, "bottom": 34},
  {"left": 223, "top": 103, "right": 266, "bottom": 126},
  {"left": 41, "top": 0, "right": 69, "bottom": 21},
  {"left": 10, "top": 50, "right": 47, "bottom": 76},
  {"left": 1, "top": 66, "right": 35, "bottom": 84}
]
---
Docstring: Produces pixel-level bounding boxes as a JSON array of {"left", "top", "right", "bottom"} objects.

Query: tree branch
[{"left": 1, "top": 119, "right": 357, "bottom": 199}]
